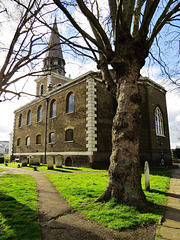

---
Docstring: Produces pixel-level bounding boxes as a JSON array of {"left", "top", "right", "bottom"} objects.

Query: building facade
[{"left": 12, "top": 20, "right": 172, "bottom": 168}]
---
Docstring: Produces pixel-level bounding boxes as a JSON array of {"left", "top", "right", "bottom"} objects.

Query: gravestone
[
  {"left": 144, "top": 161, "right": 150, "bottom": 191},
  {"left": 29, "top": 157, "right": 40, "bottom": 165},
  {"left": 55, "top": 155, "right": 62, "bottom": 168},
  {"left": 21, "top": 159, "right": 28, "bottom": 166},
  {"left": 47, "top": 156, "right": 54, "bottom": 170}
]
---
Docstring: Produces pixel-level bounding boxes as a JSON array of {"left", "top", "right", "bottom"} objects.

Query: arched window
[
  {"left": 49, "top": 132, "right": 56, "bottom": 143},
  {"left": 66, "top": 92, "right": 74, "bottom": 113},
  {"left": 40, "top": 84, "right": 44, "bottom": 95},
  {"left": 65, "top": 129, "right": 74, "bottom": 141},
  {"left": 17, "top": 138, "right": 20, "bottom": 147},
  {"left": 27, "top": 110, "right": 31, "bottom": 125},
  {"left": 50, "top": 99, "right": 56, "bottom": 118},
  {"left": 26, "top": 136, "right": 30, "bottom": 146},
  {"left": 18, "top": 114, "right": 22, "bottom": 128},
  {"left": 36, "top": 134, "right": 41, "bottom": 144},
  {"left": 37, "top": 105, "right": 42, "bottom": 122},
  {"left": 155, "top": 107, "right": 164, "bottom": 136}
]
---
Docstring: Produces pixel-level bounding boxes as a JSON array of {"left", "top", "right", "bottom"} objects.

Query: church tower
[
  {"left": 36, "top": 18, "right": 69, "bottom": 96},
  {"left": 43, "top": 18, "right": 65, "bottom": 76}
]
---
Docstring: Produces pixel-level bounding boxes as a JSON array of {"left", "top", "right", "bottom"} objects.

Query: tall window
[
  {"left": 40, "top": 84, "right": 44, "bottom": 95},
  {"left": 36, "top": 134, "right": 41, "bottom": 144},
  {"left": 27, "top": 110, "right": 31, "bottom": 125},
  {"left": 18, "top": 114, "right": 22, "bottom": 128},
  {"left": 50, "top": 99, "right": 56, "bottom": 118},
  {"left": 37, "top": 105, "right": 42, "bottom": 122},
  {"left": 26, "top": 136, "right": 30, "bottom": 146},
  {"left": 66, "top": 92, "right": 74, "bottom": 113},
  {"left": 49, "top": 132, "right": 56, "bottom": 143},
  {"left": 155, "top": 107, "right": 164, "bottom": 136},
  {"left": 17, "top": 138, "right": 21, "bottom": 146},
  {"left": 65, "top": 129, "right": 74, "bottom": 141}
]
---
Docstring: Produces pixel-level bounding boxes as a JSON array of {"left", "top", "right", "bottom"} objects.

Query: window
[
  {"left": 155, "top": 107, "right": 164, "bottom": 136},
  {"left": 27, "top": 110, "right": 31, "bottom": 125},
  {"left": 50, "top": 99, "right": 56, "bottom": 118},
  {"left": 26, "top": 136, "right": 30, "bottom": 146},
  {"left": 18, "top": 114, "right": 22, "bottom": 128},
  {"left": 54, "top": 59, "right": 58, "bottom": 65},
  {"left": 49, "top": 132, "right": 56, "bottom": 144},
  {"left": 65, "top": 129, "right": 74, "bottom": 141},
  {"left": 40, "top": 84, "right": 44, "bottom": 95},
  {"left": 66, "top": 92, "right": 74, "bottom": 113},
  {"left": 17, "top": 138, "right": 20, "bottom": 146},
  {"left": 37, "top": 105, "right": 42, "bottom": 122},
  {"left": 36, "top": 134, "right": 41, "bottom": 144}
]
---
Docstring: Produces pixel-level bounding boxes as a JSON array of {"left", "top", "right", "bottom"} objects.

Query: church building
[{"left": 12, "top": 20, "right": 172, "bottom": 168}]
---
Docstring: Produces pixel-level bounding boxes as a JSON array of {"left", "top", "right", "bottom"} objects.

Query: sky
[{"left": 0, "top": 0, "right": 180, "bottom": 149}]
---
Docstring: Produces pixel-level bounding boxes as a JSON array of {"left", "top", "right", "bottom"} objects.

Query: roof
[{"left": 46, "top": 18, "right": 64, "bottom": 60}]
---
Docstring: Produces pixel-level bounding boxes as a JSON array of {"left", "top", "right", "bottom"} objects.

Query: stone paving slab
[
  {"left": 156, "top": 165, "right": 180, "bottom": 240},
  {"left": 160, "top": 226, "right": 180, "bottom": 240}
]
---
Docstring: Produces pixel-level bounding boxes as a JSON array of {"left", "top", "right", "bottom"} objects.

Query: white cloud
[
  {"left": 65, "top": 57, "right": 97, "bottom": 78},
  {"left": 141, "top": 65, "right": 161, "bottom": 80},
  {"left": 175, "top": 115, "right": 180, "bottom": 122}
]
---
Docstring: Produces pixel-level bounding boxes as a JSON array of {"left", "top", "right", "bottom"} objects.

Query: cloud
[
  {"left": 175, "top": 115, "right": 180, "bottom": 122},
  {"left": 65, "top": 57, "right": 97, "bottom": 78}
]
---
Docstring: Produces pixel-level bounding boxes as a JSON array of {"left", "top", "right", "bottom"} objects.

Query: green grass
[
  {"left": 0, "top": 174, "right": 41, "bottom": 240},
  {"left": 0, "top": 162, "right": 105, "bottom": 173},
  {"left": 46, "top": 171, "right": 171, "bottom": 230},
  {"left": 0, "top": 163, "right": 171, "bottom": 232}
]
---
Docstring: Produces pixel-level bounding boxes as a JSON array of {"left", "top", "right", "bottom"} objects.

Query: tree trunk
[{"left": 97, "top": 58, "right": 147, "bottom": 208}]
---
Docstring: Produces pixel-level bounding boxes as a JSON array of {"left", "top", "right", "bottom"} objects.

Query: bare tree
[
  {"left": 0, "top": 0, "right": 58, "bottom": 101},
  {"left": 51, "top": 0, "right": 180, "bottom": 207}
]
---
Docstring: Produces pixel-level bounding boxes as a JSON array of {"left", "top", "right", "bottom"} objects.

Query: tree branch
[
  {"left": 53, "top": 0, "right": 102, "bottom": 51},
  {"left": 75, "top": 0, "right": 112, "bottom": 53},
  {"left": 148, "top": 1, "right": 180, "bottom": 47}
]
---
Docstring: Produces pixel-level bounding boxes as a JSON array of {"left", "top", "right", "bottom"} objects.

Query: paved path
[
  {"left": 156, "top": 165, "right": 180, "bottom": 240},
  {"left": 0, "top": 166, "right": 156, "bottom": 239}
]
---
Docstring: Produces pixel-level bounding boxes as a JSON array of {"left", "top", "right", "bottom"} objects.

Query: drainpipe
[{"left": 44, "top": 97, "right": 49, "bottom": 163}]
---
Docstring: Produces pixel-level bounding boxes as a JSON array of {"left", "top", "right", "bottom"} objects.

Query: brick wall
[{"left": 13, "top": 74, "right": 172, "bottom": 168}]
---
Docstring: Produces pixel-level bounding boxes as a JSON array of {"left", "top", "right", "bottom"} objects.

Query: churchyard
[{"left": 0, "top": 163, "right": 171, "bottom": 239}]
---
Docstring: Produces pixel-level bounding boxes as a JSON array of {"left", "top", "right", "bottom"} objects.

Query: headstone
[
  {"left": 47, "top": 156, "right": 54, "bottom": 170},
  {"left": 29, "top": 157, "right": 40, "bottom": 165},
  {"left": 144, "top": 161, "right": 150, "bottom": 191},
  {"left": 21, "top": 159, "right": 28, "bottom": 166},
  {"left": 55, "top": 155, "right": 62, "bottom": 168}
]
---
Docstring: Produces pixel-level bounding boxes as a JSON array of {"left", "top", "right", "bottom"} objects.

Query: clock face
[{"left": 58, "top": 69, "right": 62, "bottom": 74}]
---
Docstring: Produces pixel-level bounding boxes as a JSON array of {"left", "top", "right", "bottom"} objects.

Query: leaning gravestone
[
  {"left": 55, "top": 155, "right": 62, "bottom": 168},
  {"left": 144, "top": 161, "right": 150, "bottom": 191},
  {"left": 47, "top": 156, "right": 54, "bottom": 170}
]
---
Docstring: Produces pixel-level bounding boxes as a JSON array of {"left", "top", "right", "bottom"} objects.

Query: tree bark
[{"left": 96, "top": 57, "right": 147, "bottom": 208}]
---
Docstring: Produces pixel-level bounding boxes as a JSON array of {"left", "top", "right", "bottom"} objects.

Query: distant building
[{"left": 12, "top": 19, "right": 172, "bottom": 168}]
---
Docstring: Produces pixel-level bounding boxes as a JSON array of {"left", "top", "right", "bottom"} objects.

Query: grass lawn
[
  {"left": 0, "top": 163, "right": 171, "bottom": 236},
  {"left": 46, "top": 170, "right": 171, "bottom": 230},
  {"left": 0, "top": 174, "right": 41, "bottom": 240},
  {"left": 0, "top": 162, "right": 105, "bottom": 173}
]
